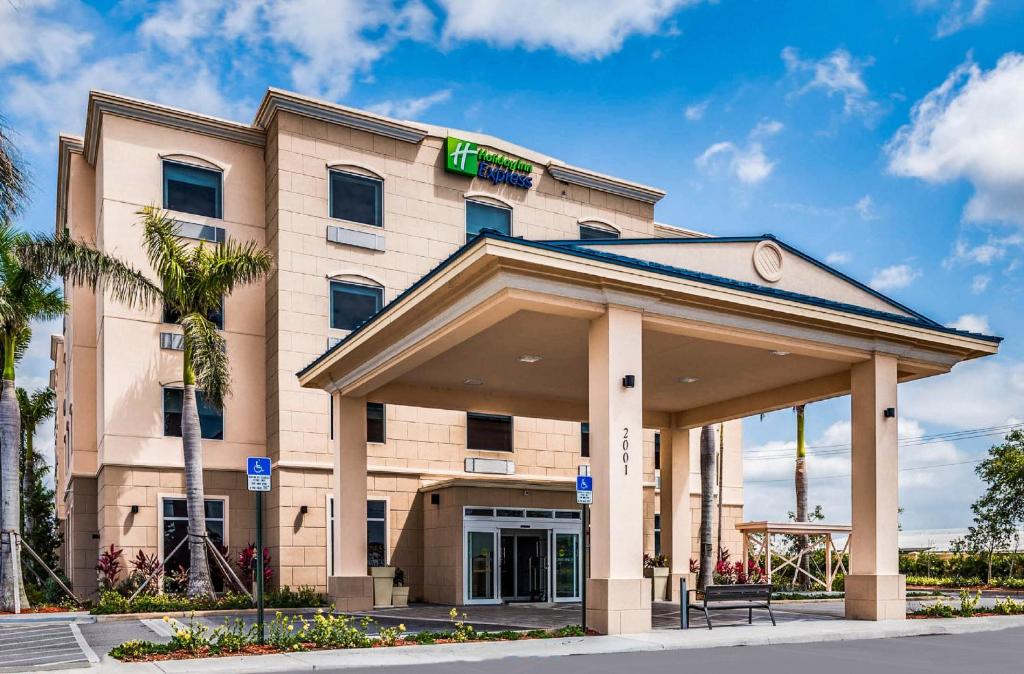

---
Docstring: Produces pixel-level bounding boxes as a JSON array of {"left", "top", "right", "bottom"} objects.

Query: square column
[
  {"left": 846, "top": 354, "right": 905, "bottom": 620},
  {"left": 587, "top": 306, "right": 650, "bottom": 634},
  {"left": 659, "top": 425, "right": 694, "bottom": 600},
  {"left": 328, "top": 393, "right": 373, "bottom": 611}
]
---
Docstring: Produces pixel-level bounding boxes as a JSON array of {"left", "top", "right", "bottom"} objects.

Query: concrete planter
[
  {"left": 645, "top": 567, "right": 670, "bottom": 601},
  {"left": 392, "top": 586, "right": 410, "bottom": 607},
  {"left": 370, "top": 566, "right": 396, "bottom": 607}
]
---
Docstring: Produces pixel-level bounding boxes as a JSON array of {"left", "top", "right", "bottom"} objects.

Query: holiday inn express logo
[{"left": 445, "top": 136, "right": 534, "bottom": 189}]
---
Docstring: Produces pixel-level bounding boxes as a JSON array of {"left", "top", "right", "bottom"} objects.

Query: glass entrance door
[
  {"left": 500, "top": 531, "right": 548, "bottom": 601},
  {"left": 466, "top": 530, "right": 497, "bottom": 602},
  {"left": 553, "top": 532, "right": 581, "bottom": 600}
]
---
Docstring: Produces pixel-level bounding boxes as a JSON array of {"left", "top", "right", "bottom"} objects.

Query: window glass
[
  {"left": 466, "top": 201, "right": 511, "bottom": 239},
  {"left": 162, "top": 497, "right": 225, "bottom": 590},
  {"left": 467, "top": 413, "right": 513, "bottom": 452},
  {"left": 329, "top": 171, "right": 382, "bottom": 227},
  {"left": 654, "top": 431, "right": 661, "bottom": 470},
  {"left": 654, "top": 513, "right": 662, "bottom": 556},
  {"left": 367, "top": 499, "right": 387, "bottom": 566},
  {"left": 581, "top": 422, "right": 589, "bottom": 458},
  {"left": 163, "top": 388, "right": 224, "bottom": 440},
  {"left": 579, "top": 224, "right": 620, "bottom": 240},
  {"left": 174, "top": 221, "right": 226, "bottom": 244},
  {"left": 367, "top": 402, "right": 385, "bottom": 443},
  {"left": 163, "top": 298, "right": 224, "bottom": 330},
  {"left": 164, "top": 162, "right": 222, "bottom": 219},
  {"left": 330, "top": 281, "right": 383, "bottom": 331}
]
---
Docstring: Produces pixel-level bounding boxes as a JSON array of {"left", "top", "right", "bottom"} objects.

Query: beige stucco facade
[{"left": 51, "top": 90, "right": 743, "bottom": 603}]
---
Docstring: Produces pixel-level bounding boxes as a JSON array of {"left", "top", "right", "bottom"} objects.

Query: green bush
[
  {"left": 553, "top": 624, "right": 585, "bottom": 637},
  {"left": 109, "top": 640, "right": 170, "bottom": 660},
  {"left": 91, "top": 586, "right": 324, "bottom": 615},
  {"left": 209, "top": 618, "right": 256, "bottom": 654},
  {"left": 306, "top": 610, "right": 373, "bottom": 649},
  {"left": 993, "top": 597, "right": 1024, "bottom": 615},
  {"left": 265, "top": 585, "right": 326, "bottom": 608},
  {"left": 265, "top": 612, "right": 308, "bottom": 651}
]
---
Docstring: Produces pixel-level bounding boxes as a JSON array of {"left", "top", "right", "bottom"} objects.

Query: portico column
[
  {"left": 659, "top": 424, "right": 693, "bottom": 600},
  {"left": 846, "top": 354, "right": 905, "bottom": 620},
  {"left": 587, "top": 306, "right": 650, "bottom": 634},
  {"left": 328, "top": 393, "right": 373, "bottom": 611}
]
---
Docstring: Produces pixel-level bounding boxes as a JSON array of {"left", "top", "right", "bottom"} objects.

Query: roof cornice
[
  {"left": 545, "top": 162, "right": 665, "bottom": 204},
  {"left": 254, "top": 88, "right": 428, "bottom": 144},
  {"left": 82, "top": 91, "right": 264, "bottom": 165},
  {"left": 55, "top": 134, "right": 84, "bottom": 234}
]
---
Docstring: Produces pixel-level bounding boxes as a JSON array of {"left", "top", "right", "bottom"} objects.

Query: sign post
[
  {"left": 247, "top": 457, "right": 271, "bottom": 644},
  {"left": 576, "top": 474, "right": 593, "bottom": 635}
]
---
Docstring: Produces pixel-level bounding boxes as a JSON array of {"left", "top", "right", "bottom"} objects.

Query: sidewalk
[{"left": 61, "top": 614, "right": 1024, "bottom": 673}]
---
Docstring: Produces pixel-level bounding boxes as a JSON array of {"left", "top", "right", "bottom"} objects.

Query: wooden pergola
[{"left": 738, "top": 521, "right": 852, "bottom": 592}]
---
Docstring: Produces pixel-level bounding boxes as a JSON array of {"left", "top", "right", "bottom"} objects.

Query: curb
[{"left": 74, "top": 614, "right": 1024, "bottom": 672}]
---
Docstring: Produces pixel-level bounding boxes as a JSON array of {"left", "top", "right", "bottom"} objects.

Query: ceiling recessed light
[
  {"left": 463, "top": 378, "right": 485, "bottom": 386},
  {"left": 770, "top": 350, "right": 790, "bottom": 357},
  {"left": 518, "top": 354, "right": 543, "bottom": 363},
  {"left": 677, "top": 376, "right": 699, "bottom": 384}
]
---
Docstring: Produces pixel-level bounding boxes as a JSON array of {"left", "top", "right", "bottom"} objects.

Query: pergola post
[
  {"left": 659, "top": 425, "right": 694, "bottom": 600},
  {"left": 328, "top": 393, "right": 373, "bottom": 611},
  {"left": 846, "top": 354, "right": 905, "bottom": 620},
  {"left": 587, "top": 306, "right": 650, "bottom": 634}
]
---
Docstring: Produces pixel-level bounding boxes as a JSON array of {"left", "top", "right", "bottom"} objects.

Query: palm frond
[
  {"left": 0, "top": 118, "right": 30, "bottom": 222},
  {"left": 180, "top": 312, "right": 229, "bottom": 409},
  {"left": 204, "top": 237, "right": 274, "bottom": 296},
  {"left": 17, "top": 229, "right": 161, "bottom": 309},
  {"left": 138, "top": 206, "right": 188, "bottom": 302}
]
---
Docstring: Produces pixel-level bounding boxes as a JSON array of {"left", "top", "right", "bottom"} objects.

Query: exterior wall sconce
[
  {"left": 130, "top": 505, "right": 140, "bottom": 514},
  {"left": 884, "top": 407, "right": 896, "bottom": 418},
  {"left": 299, "top": 505, "right": 309, "bottom": 515},
  {"left": 622, "top": 374, "right": 636, "bottom": 388}
]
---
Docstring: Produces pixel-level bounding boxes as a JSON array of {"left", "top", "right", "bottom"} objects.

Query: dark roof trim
[{"left": 298, "top": 232, "right": 1001, "bottom": 378}]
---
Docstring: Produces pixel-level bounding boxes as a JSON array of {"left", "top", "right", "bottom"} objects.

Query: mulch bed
[{"left": 0, "top": 606, "right": 76, "bottom": 615}]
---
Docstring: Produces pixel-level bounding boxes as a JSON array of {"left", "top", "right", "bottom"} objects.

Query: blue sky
[{"left": 3, "top": 0, "right": 1023, "bottom": 532}]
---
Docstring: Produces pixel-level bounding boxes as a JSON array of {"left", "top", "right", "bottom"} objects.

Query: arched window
[
  {"left": 578, "top": 219, "right": 620, "bottom": 240},
  {"left": 328, "top": 275, "right": 384, "bottom": 331}
]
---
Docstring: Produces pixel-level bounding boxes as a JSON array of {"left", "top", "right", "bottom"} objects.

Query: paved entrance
[{"left": 0, "top": 619, "right": 96, "bottom": 671}]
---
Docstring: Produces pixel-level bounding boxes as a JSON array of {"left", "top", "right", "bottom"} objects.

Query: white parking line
[{"left": 70, "top": 622, "right": 99, "bottom": 664}]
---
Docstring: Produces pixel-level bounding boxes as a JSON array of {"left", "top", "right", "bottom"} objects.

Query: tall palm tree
[
  {"left": 0, "top": 118, "right": 28, "bottom": 224},
  {"left": 697, "top": 425, "right": 716, "bottom": 589},
  {"left": 29, "top": 206, "right": 273, "bottom": 597},
  {"left": 794, "top": 404, "right": 809, "bottom": 588},
  {"left": 18, "top": 387, "right": 55, "bottom": 537}
]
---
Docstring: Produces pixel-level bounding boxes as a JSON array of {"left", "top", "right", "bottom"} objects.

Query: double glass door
[
  {"left": 464, "top": 524, "right": 581, "bottom": 604},
  {"left": 501, "top": 532, "right": 548, "bottom": 602}
]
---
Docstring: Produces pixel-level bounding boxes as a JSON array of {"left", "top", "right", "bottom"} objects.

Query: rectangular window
[
  {"left": 367, "top": 402, "right": 385, "bottom": 443},
  {"left": 329, "top": 170, "right": 383, "bottom": 227},
  {"left": 466, "top": 201, "right": 511, "bottom": 239},
  {"left": 654, "top": 431, "right": 661, "bottom": 470},
  {"left": 654, "top": 513, "right": 662, "bottom": 556},
  {"left": 330, "top": 281, "right": 383, "bottom": 331},
  {"left": 581, "top": 422, "right": 589, "bottom": 458},
  {"left": 367, "top": 499, "right": 387, "bottom": 567},
  {"left": 579, "top": 225, "right": 619, "bottom": 240},
  {"left": 174, "top": 220, "right": 226, "bottom": 244},
  {"left": 163, "top": 161, "right": 222, "bottom": 219},
  {"left": 163, "top": 387, "right": 224, "bottom": 440},
  {"left": 162, "top": 497, "right": 225, "bottom": 589},
  {"left": 163, "top": 298, "right": 224, "bottom": 330},
  {"left": 467, "top": 412, "right": 513, "bottom": 452}
]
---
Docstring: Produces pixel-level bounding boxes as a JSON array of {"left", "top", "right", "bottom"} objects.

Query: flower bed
[
  {"left": 909, "top": 591, "right": 1024, "bottom": 618},
  {"left": 92, "top": 586, "right": 326, "bottom": 615},
  {"left": 111, "top": 609, "right": 585, "bottom": 662},
  {"left": 906, "top": 575, "right": 1024, "bottom": 590}
]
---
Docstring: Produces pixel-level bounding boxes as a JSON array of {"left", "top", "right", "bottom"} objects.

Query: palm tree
[
  {"left": 18, "top": 387, "right": 55, "bottom": 537},
  {"left": 0, "top": 118, "right": 28, "bottom": 224},
  {"left": 29, "top": 206, "right": 273, "bottom": 597},
  {"left": 794, "top": 404, "right": 809, "bottom": 588},
  {"left": 697, "top": 425, "right": 716, "bottom": 589}
]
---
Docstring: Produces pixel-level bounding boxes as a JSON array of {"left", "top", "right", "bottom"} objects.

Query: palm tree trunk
[
  {"left": 1, "top": 376, "right": 29, "bottom": 610},
  {"left": 795, "top": 405, "right": 809, "bottom": 589},
  {"left": 698, "top": 425, "right": 716, "bottom": 589},
  {"left": 181, "top": 383, "right": 214, "bottom": 598}
]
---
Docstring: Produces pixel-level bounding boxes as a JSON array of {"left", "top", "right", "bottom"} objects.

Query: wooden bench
[{"left": 683, "top": 583, "right": 775, "bottom": 629}]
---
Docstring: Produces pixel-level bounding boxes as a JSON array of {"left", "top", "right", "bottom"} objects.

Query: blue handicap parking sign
[
  {"left": 576, "top": 475, "right": 593, "bottom": 492},
  {"left": 247, "top": 457, "right": 271, "bottom": 476}
]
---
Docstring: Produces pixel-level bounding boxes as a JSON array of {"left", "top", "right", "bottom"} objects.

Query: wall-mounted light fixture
[
  {"left": 299, "top": 505, "right": 309, "bottom": 515},
  {"left": 130, "top": 505, "right": 140, "bottom": 515},
  {"left": 884, "top": 407, "right": 896, "bottom": 418},
  {"left": 622, "top": 374, "right": 636, "bottom": 388}
]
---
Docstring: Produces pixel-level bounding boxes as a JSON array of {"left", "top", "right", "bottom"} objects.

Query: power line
[{"left": 746, "top": 459, "right": 984, "bottom": 484}]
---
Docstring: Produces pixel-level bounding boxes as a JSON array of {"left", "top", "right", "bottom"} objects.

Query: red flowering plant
[
  {"left": 237, "top": 543, "right": 273, "bottom": 586},
  {"left": 96, "top": 544, "right": 124, "bottom": 591}
]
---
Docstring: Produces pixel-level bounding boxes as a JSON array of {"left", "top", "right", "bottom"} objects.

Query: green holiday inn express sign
[{"left": 445, "top": 136, "right": 534, "bottom": 189}]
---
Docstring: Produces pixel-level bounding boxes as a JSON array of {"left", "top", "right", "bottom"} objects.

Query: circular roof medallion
[{"left": 753, "top": 240, "right": 784, "bottom": 283}]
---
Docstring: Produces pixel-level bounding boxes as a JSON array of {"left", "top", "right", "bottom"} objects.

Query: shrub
[
  {"left": 448, "top": 607, "right": 474, "bottom": 642},
  {"left": 265, "top": 612, "right": 308, "bottom": 651},
  {"left": 129, "top": 550, "right": 163, "bottom": 595},
  {"left": 109, "top": 640, "right": 169, "bottom": 660},
  {"left": 915, "top": 598, "right": 956, "bottom": 618},
  {"left": 377, "top": 624, "right": 406, "bottom": 647},
  {"left": 96, "top": 544, "right": 124, "bottom": 591},
  {"left": 209, "top": 618, "right": 255, "bottom": 654},
  {"left": 266, "top": 585, "right": 326, "bottom": 608},
  {"left": 958, "top": 589, "right": 981, "bottom": 617},
  {"left": 168, "top": 616, "right": 211, "bottom": 654},
  {"left": 554, "top": 624, "right": 585, "bottom": 637},
  {"left": 643, "top": 553, "right": 669, "bottom": 569},
  {"left": 237, "top": 544, "right": 273, "bottom": 587},
  {"left": 305, "top": 610, "right": 373, "bottom": 649},
  {"left": 993, "top": 597, "right": 1024, "bottom": 615}
]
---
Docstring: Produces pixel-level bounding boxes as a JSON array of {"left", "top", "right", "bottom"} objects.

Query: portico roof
[{"left": 298, "top": 232, "right": 999, "bottom": 428}]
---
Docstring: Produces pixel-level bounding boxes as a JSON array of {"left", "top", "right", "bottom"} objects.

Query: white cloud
[
  {"left": 886, "top": 53, "right": 1024, "bottom": 227},
  {"left": 825, "top": 251, "right": 851, "bottom": 265},
  {"left": 869, "top": 264, "right": 922, "bottom": 290},
  {"left": 902, "top": 357, "right": 1024, "bottom": 430},
  {"left": 695, "top": 120, "right": 782, "bottom": 184},
  {"left": 366, "top": 89, "right": 452, "bottom": 119},
  {"left": 916, "top": 0, "right": 992, "bottom": 38},
  {"left": 684, "top": 100, "right": 709, "bottom": 121},
  {"left": 781, "top": 46, "right": 878, "bottom": 118},
  {"left": 438, "top": 0, "right": 700, "bottom": 60},
  {"left": 855, "top": 195, "right": 878, "bottom": 220},
  {"left": 944, "top": 233, "right": 1024, "bottom": 268},
  {"left": 971, "top": 274, "right": 991, "bottom": 293},
  {"left": 946, "top": 313, "right": 990, "bottom": 334},
  {"left": 0, "top": 0, "right": 93, "bottom": 78}
]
